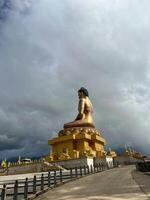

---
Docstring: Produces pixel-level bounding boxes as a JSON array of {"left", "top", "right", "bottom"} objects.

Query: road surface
[{"left": 35, "top": 165, "right": 150, "bottom": 200}]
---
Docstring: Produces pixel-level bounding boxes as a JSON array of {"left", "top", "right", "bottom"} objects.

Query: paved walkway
[{"left": 35, "top": 166, "right": 150, "bottom": 200}]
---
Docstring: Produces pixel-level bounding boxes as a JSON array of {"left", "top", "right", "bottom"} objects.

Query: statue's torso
[
  {"left": 79, "top": 97, "right": 94, "bottom": 123},
  {"left": 64, "top": 95, "right": 95, "bottom": 129}
]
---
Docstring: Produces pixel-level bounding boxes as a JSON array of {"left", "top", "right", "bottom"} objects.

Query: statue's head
[{"left": 78, "top": 87, "right": 89, "bottom": 98}]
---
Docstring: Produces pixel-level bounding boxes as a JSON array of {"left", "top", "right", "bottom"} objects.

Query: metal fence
[
  {"left": 0, "top": 163, "right": 112, "bottom": 200},
  {"left": 136, "top": 162, "right": 150, "bottom": 172}
]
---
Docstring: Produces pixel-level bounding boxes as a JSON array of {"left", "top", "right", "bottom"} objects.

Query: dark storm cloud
[{"left": 0, "top": 0, "right": 150, "bottom": 158}]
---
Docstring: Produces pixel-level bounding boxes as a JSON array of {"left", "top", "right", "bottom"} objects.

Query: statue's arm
[
  {"left": 79, "top": 98, "right": 85, "bottom": 114},
  {"left": 75, "top": 98, "right": 85, "bottom": 120}
]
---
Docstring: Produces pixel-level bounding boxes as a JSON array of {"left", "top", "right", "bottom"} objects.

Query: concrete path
[
  {"left": 132, "top": 170, "right": 150, "bottom": 198},
  {"left": 35, "top": 166, "right": 150, "bottom": 200}
]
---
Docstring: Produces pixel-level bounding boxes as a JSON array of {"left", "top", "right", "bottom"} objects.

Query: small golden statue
[{"left": 64, "top": 87, "right": 95, "bottom": 129}]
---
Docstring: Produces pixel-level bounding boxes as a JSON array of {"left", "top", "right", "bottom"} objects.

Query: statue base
[{"left": 48, "top": 127, "right": 106, "bottom": 161}]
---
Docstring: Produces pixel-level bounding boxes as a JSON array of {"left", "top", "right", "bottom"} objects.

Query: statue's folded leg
[
  {"left": 64, "top": 120, "right": 95, "bottom": 129},
  {"left": 64, "top": 121, "right": 76, "bottom": 129}
]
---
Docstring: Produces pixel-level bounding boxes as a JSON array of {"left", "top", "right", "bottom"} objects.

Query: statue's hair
[{"left": 78, "top": 87, "right": 89, "bottom": 97}]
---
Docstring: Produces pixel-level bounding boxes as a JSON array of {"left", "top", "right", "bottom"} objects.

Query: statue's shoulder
[
  {"left": 80, "top": 97, "right": 86, "bottom": 101},
  {"left": 79, "top": 98, "right": 86, "bottom": 104},
  {"left": 86, "top": 97, "right": 93, "bottom": 106}
]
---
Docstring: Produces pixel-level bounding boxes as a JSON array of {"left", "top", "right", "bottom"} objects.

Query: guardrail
[
  {"left": 136, "top": 162, "right": 150, "bottom": 172},
  {"left": 0, "top": 163, "right": 112, "bottom": 200}
]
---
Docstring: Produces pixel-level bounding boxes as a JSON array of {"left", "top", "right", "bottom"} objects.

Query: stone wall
[
  {"left": 50, "top": 158, "right": 94, "bottom": 169},
  {"left": 50, "top": 157, "right": 113, "bottom": 169},
  {"left": 1, "top": 163, "right": 43, "bottom": 175},
  {"left": 114, "top": 156, "right": 144, "bottom": 165},
  {"left": 94, "top": 156, "right": 114, "bottom": 168}
]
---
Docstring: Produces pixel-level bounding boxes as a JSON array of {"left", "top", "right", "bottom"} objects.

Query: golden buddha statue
[
  {"left": 64, "top": 87, "right": 95, "bottom": 129},
  {"left": 48, "top": 87, "right": 106, "bottom": 161}
]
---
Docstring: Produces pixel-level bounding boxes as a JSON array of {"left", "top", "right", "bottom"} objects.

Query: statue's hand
[{"left": 76, "top": 113, "right": 84, "bottom": 120}]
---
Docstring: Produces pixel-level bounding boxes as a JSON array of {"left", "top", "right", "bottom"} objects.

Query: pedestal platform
[{"left": 48, "top": 127, "right": 106, "bottom": 161}]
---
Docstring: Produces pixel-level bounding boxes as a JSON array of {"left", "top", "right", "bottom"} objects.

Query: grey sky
[{"left": 0, "top": 0, "right": 150, "bottom": 158}]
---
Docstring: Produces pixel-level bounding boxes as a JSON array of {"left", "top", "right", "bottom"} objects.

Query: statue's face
[{"left": 78, "top": 91, "right": 85, "bottom": 98}]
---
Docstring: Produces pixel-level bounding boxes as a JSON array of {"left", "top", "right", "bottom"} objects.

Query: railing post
[
  {"left": 97, "top": 163, "right": 99, "bottom": 172},
  {"left": 90, "top": 165, "right": 93, "bottom": 174},
  {"left": 48, "top": 171, "right": 51, "bottom": 187},
  {"left": 98, "top": 163, "right": 100, "bottom": 172},
  {"left": 41, "top": 174, "right": 44, "bottom": 191},
  {"left": 94, "top": 164, "right": 96, "bottom": 173},
  {"left": 54, "top": 170, "right": 57, "bottom": 186},
  {"left": 75, "top": 167, "right": 78, "bottom": 177},
  {"left": 60, "top": 169, "right": 62, "bottom": 182},
  {"left": 99, "top": 164, "right": 101, "bottom": 171},
  {"left": 70, "top": 168, "right": 73, "bottom": 179},
  {"left": 33, "top": 175, "right": 36, "bottom": 194},
  {"left": 95, "top": 164, "right": 97, "bottom": 173},
  {"left": 87, "top": 165, "right": 90, "bottom": 174},
  {"left": 99, "top": 163, "right": 101, "bottom": 172},
  {"left": 103, "top": 163, "right": 105, "bottom": 170},
  {"left": 13, "top": 180, "right": 18, "bottom": 200},
  {"left": 1, "top": 184, "right": 6, "bottom": 200},
  {"left": 96, "top": 164, "right": 98, "bottom": 172},
  {"left": 84, "top": 165, "right": 86, "bottom": 175},
  {"left": 106, "top": 163, "right": 109, "bottom": 170},
  {"left": 80, "top": 166, "right": 82, "bottom": 177},
  {"left": 24, "top": 178, "right": 28, "bottom": 199}
]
